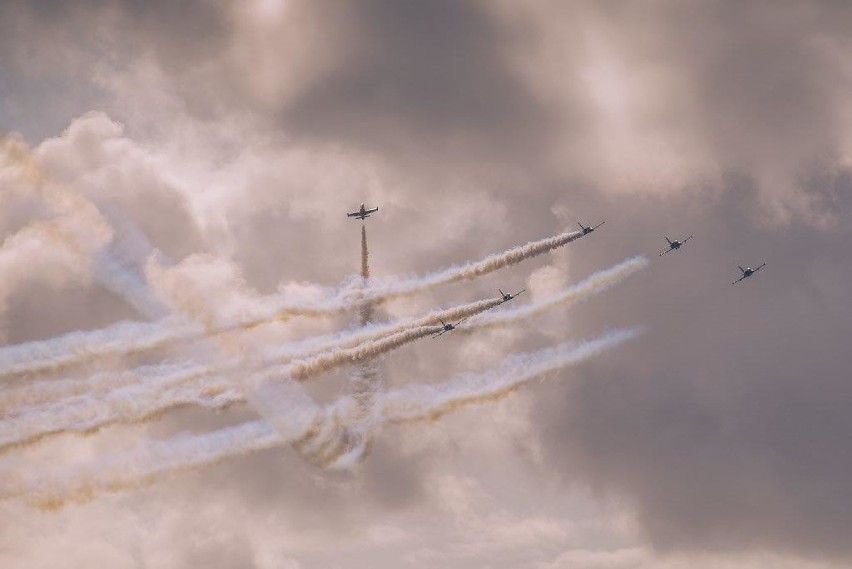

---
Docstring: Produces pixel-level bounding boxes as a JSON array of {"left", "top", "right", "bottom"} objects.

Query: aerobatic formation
[
  {"left": 0, "top": 139, "right": 767, "bottom": 509},
  {"left": 0, "top": 152, "right": 653, "bottom": 508}
]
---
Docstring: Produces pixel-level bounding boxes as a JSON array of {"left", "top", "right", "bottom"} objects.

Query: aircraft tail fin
[
  {"left": 738, "top": 265, "right": 745, "bottom": 274},
  {"left": 665, "top": 237, "right": 673, "bottom": 245}
]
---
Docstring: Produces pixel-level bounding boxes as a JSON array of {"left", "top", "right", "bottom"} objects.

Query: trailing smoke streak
[
  {"left": 351, "top": 223, "right": 379, "bottom": 423},
  {"left": 336, "top": 228, "right": 584, "bottom": 305},
  {"left": 1, "top": 296, "right": 504, "bottom": 419},
  {"left": 0, "top": 257, "right": 643, "bottom": 449},
  {"left": 291, "top": 258, "right": 648, "bottom": 469},
  {"left": 326, "top": 329, "right": 643, "bottom": 469},
  {"left": 0, "top": 228, "right": 583, "bottom": 379},
  {"left": 465, "top": 256, "right": 648, "bottom": 331},
  {"left": 289, "top": 264, "right": 378, "bottom": 468},
  {"left": 0, "top": 325, "right": 444, "bottom": 451},
  {"left": 1, "top": 421, "right": 289, "bottom": 508},
  {"left": 361, "top": 224, "right": 370, "bottom": 280},
  {"left": 89, "top": 200, "right": 173, "bottom": 320},
  {"left": 378, "top": 328, "right": 641, "bottom": 424},
  {"left": 0, "top": 316, "right": 197, "bottom": 380},
  {"left": 0, "top": 360, "right": 201, "bottom": 417},
  {"left": 3, "top": 137, "right": 622, "bottom": 496},
  {"left": 0, "top": 364, "right": 213, "bottom": 449},
  {"left": 0, "top": 329, "right": 636, "bottom": 506},
  {"left": 13, "top": 248, "right": 626, "bottom": 428},
  {"left": 92, "top": 244, "right": 170, "bottom": 321}
]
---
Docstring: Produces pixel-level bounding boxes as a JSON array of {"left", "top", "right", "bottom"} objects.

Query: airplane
[
  {"left": 432, "top": 318, "right": 467, "bottom": 338},
  {"left": 577, "top": 220, "right": 605, "bottom": 236},
  {"left": 732, "top": 261, "right": 766, "bottom": 284},
  {"left": 498, "top": 288, "right": 525, "bottom": 303},
  {"left": 347, "top": 203, "right": 379, "bottom": 220},
  {"left": 659, "top": 235, "right": 693, "bottom": 256}
]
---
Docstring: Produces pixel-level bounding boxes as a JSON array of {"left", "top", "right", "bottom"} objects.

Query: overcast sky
[{"left": 1, "top": 1, "right": 852, "bottom": 568}]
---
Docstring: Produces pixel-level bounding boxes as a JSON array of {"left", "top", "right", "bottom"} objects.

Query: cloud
[{"left": 2, "top": 1, "right": 852, "bottom": 568}]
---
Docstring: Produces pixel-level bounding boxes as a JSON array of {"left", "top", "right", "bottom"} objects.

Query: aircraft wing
[
  {"left": 592, "top": 221, "right": 605, "bottom": 230},
  {"left": 365, "top": 207, "right": 378, "bottom": 214},
  {"left": 682, "top": 235, "right": 693, "bottom": 243},
  {"left": 732, "top": 274, "right": 747, "bottom": 285},
  {"left": 347, "top": 212, "right": 360, "bottom": 217},
  {"left": 659, "top": 246, "right": 674, "bottom": 257}
]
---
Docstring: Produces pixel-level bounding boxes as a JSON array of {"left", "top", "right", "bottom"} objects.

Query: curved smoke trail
[{"left": 0, "top": 328, "right": 636, "bottom": 507}]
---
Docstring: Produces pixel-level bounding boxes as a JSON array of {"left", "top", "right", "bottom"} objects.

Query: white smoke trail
[
  {"left": 90, "top": 205, "right": 172, "bottom": 320},
  {"left": 463, "top": 256, "right": 648, "bottom": 331},
  {"left": 351, "top": 222, "right": 379, "bottom": 423},
  {"left": 91, "top": 250, "right": 171, "bottom": 319},
  {"left": 0, "top": 316, "right": 196, "bottom": 380},
  {"left": 0, "top": 296, "right": 504, "bottom": 418},
  {"left": 0, "top": 360, "right": 200, "bottom": 418},
  {"left": 360, "top": 224, "right": 370, "bottom": 281},
  {"left": 7, "top": 245, "right": 631, "bottom": 409},
  {"left": 0, "top": 228, "right": 583, "bottom": 379},
  {"left": 338, "top": 228, "right": 584, "bottom": 305},
  {"left": 315, "top": 257, "right": 646, "bottom": 470},
  {"left": 0, "top": 325, "right": 444, "bottom": 451},
  {"left": 0, "top": 420, "right": 293, "bottom": 509},
  {"left": 377, "top": 328, "right": 640, "bottom": 423},
  {"left": 0, "top": 257, "right": 643, "bottom": 449},
  {"left": 325, "top": 329, "right": 642, "bottom": 469},
  {"left": 0, "top": 328, "right": 636, "bottom": 506}
]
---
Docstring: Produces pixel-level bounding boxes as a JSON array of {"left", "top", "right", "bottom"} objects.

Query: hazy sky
[{"left": 1, "top": 1, "right": 851, "bottom": 568}]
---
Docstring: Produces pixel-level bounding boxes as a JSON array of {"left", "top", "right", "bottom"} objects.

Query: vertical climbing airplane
[{"left": 347, "top": 204, "right": 379, "bottom": 220}]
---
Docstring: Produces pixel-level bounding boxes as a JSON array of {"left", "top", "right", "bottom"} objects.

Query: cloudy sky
[{"left": 1, "top": 1, "right": 851, "bottom": 568}]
